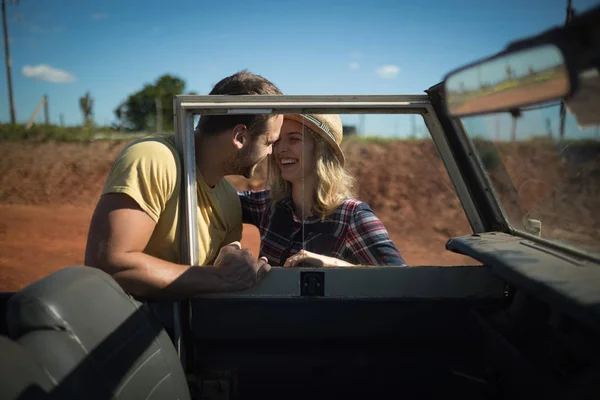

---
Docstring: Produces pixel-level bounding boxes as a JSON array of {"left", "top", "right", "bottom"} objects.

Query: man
[{"left": 85, "top": 70, "right": 284, "bottom": 300}]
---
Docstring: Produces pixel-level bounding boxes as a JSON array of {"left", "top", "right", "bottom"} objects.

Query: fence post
[{"left": 44, "top": 95, "right": 49, "bottom": 125}]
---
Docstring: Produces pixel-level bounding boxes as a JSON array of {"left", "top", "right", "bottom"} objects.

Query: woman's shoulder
[
  {"left": 327, "top": 198, "right": 378, "bottom": 222},
  {"left": 237, "top": 189, "right": 276, "bottom": 211},
  {"left": 338, "top": 198, "right": 373, "bottom": 212}
]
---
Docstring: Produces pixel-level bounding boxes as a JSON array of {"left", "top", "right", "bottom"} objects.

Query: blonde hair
[{"left": 267, "top": 128, "right": 356, "bottom": 219}]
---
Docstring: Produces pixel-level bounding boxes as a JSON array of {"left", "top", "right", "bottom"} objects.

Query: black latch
[{"left": 300, "top": 272, "right": 325, "bottom": 296}]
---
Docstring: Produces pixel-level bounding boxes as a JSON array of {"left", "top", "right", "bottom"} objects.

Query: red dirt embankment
[{"left": 7, "top": 137, "right": 596, "bottom": 292}]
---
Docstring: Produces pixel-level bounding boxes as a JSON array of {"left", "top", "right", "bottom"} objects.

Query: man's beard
[
  {"left": 238, "top": 163, "right": 257, "bottom": 179},
  {"left": 226, "top": 152, "right": 259, "bottom": 179}
]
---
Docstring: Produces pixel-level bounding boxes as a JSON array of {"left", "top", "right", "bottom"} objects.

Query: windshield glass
[{"left": 459, "top": 103, "right": 600, "bottom": 258}]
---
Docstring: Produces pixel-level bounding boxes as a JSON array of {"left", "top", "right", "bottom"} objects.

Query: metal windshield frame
[{"left": 172, "top": 94, "right": 487, "bottom": 268}]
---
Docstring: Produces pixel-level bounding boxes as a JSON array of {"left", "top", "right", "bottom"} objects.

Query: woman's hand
[{"left": 283, "top": 249, "right": 356, "bottom": 268}]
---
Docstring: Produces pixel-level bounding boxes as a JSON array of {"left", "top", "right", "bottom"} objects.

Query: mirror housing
[
  {"left": 441, "top": 4, "right": 600, "bottom": 118},
  {"left": 444, "top": 43, "right": 574, "bottom": 117}
]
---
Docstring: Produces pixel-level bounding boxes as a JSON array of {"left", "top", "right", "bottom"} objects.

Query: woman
[{"left": 238, "top": 113, "right": 406, "bottom": 267}]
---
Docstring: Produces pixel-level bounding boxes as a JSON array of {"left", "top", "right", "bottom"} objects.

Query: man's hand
[
  {"left": 283, "top": 249, "right": 356, "bottom": 268},
  {"left": 212, "top": 242, "right": 271, "bottom": 290}
]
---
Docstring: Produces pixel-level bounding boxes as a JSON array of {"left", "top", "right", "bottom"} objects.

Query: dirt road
[{"left": 0, "top": 203, "right": 474, "bottom": 292}]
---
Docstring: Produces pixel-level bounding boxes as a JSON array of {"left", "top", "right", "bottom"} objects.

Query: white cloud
[
  {"left": 21, "top": 64, "right": 76, "bottom": 83},
  {"left": 375, "top": 65, "right": 401, "bottom": 79},
  {"left": 91, "top": 13, "right": 108, "bottom": 20},
  {"left": 349, "top": 62, "right": 360, "bottom": 70}
]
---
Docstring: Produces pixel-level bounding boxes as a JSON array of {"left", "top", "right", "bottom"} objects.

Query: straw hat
[{"left": 284, "top": 114, "right": 346, "bottom": 167}]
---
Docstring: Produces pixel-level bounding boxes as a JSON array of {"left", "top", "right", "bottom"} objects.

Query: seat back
[
  {"left": 5, "top": 266, "right": 191, "bottom": 400},
  {"left": 0, "top": 335, "right": 53, "bottom": 400}
]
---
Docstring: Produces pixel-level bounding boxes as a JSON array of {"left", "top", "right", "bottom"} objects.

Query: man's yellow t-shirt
[{"left": 101, "top": 133, "right": 243, "bottom": 266}]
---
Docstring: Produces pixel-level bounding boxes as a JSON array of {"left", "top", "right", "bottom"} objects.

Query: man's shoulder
[
  {"left": 125, "top": 133, "right": 177, "bottom": 153},
  {"left": 102, "top": 133, "right": 181, "bottom": 220},
  {"left": 217, "top": 178, "right": 242, "bottom": 201},
  {"left": 118, "top": 133, "right": 180, "bottom": 167}
]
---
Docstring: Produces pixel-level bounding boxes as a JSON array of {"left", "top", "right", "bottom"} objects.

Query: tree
[
  {"left": 115, "top": 74, "right": 197, "bottom": 132},
  {"left": 79, "top": 91, "right": 94, "bottom": 127}
]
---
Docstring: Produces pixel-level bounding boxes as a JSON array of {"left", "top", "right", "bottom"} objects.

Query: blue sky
[{"left": 1, "top": 0, "right": 599, "bottom": 139}]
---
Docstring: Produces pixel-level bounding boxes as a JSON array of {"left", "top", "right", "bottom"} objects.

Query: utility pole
[
  {"left": 2, "top": 0, "right": 16, "bottom": 124},
  {"left": 546, "top": 117, "right": 553, "bottom": 139},
  {"left": 510, "top": 109, "right": 521, "bottom": 142},
  {"left": 559, "top": 0, "right": 575, "bottom": 141},
  {"left": 495, "top": 116, "right": 500, "bottom": 142},
  {"left": 359, "top": 114, "right": 365, "bottom": 136}
]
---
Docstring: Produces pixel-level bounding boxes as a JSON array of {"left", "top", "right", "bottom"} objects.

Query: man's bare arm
[{"left": 84, "top": 193, "right": 270, "bottom": 299}]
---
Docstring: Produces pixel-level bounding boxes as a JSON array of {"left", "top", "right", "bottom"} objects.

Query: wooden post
[
  {"left": 25, "top": 96, "right": 45, "bottom": 129},
  {"left": 43, "top": 95, "right": 49, "bottom": 125},
  {"left": 511, "top": 117, "right": 517, "bottom": 142}
]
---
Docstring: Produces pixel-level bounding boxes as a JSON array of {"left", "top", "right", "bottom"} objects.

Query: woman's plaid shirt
[{"left": 238, "top": 190, "right": 406, "bottom": 266}]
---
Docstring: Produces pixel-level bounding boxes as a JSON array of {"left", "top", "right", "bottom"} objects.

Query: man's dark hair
[{"left": 196, "top": 70, "right": 282, "bottom": 137}]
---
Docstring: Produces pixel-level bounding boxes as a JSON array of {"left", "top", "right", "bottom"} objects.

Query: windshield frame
[{"left": 173, "top": 94, "right": 488, "bottom": 267}]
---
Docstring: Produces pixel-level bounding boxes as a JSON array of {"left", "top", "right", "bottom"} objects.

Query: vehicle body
[{"left": 1, "top": 5, "right": 599, "bottom": 400}]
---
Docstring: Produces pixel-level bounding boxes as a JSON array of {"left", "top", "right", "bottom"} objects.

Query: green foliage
[
  {"left": 115, "top": 74, "right": 192, "bottom": 132},
  {"left": 0, "top": 123, "right": 135, "bottom": 142},
  {"left": 79, "top": 92, "right": 94, "bottom": 127},
  {"left": 472, "top": 139, "right": 502, "bottom": 170}
]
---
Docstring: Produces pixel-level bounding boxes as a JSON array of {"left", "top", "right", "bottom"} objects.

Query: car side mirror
[{"left": 443, "top": 43, "right": 575, "bottom": 117}]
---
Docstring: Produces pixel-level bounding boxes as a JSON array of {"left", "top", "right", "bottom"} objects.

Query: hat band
[{"left": 302, "top": 114, "right": 337, "bottom": 144}]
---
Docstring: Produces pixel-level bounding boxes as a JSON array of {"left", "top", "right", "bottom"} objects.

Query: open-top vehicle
[{"left": 1, "top": 5, "right": 599, "bottom": 400}]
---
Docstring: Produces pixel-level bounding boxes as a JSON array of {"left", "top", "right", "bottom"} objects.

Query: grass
[
  {"left": 1, "top": 125, "right": 429, "bottom": 145},
  {"left": 0, "top": 123, "right": 153, "bottom": 142},
  {"left": 4, "top": 123, "right": 597, "bottom": 156}
]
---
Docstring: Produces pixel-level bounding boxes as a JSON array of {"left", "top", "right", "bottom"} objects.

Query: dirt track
[{"left": 2, "top": 137, "right": 597, "bottom": 292}]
